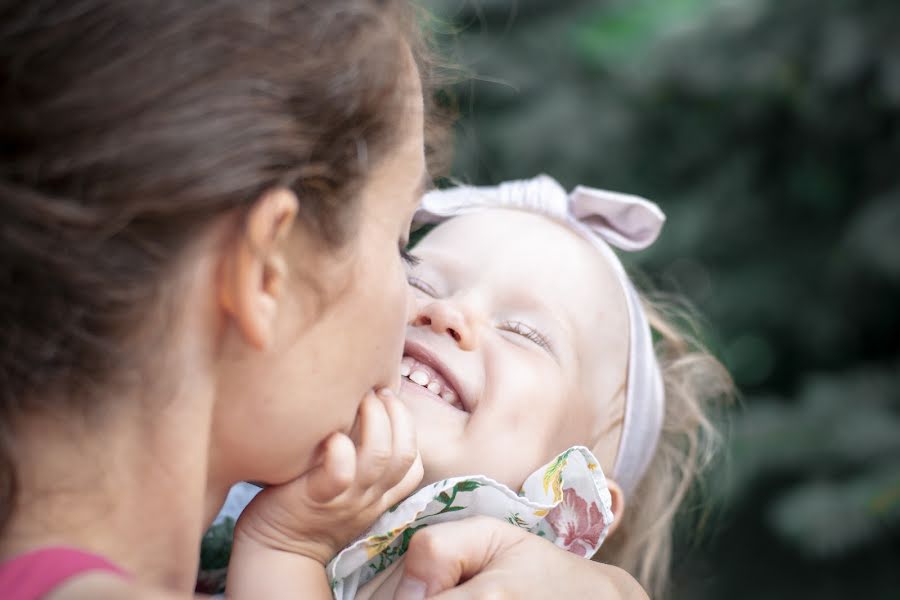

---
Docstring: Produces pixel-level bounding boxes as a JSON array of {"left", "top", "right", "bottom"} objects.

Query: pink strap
[{"left": 0, "top": 547, "right": 127, "bottom": 600}]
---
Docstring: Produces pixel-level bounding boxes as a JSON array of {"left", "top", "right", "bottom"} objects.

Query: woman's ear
[
  {"left": 605, "top": 478, "right": 626, "bottom": 539},
  {"left": 219, "top": 187, "right": 298, "bottom": 350}
]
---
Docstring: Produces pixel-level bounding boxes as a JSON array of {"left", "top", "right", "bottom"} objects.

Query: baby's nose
[{"left": 412, "top": 299, "right": 478, "bottom": 350}]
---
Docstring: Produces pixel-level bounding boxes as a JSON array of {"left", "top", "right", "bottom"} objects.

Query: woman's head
[{"left": 1, "top": 0, "right": 432, "bottom": 530}]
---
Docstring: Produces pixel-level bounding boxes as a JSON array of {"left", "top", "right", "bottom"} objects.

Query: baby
[{"left": 215, "top": 175, "right": 729, "bottom": 599}]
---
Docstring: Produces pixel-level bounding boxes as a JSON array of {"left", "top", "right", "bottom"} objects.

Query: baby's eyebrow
[
  {"left": 503, "top": 294, "right": 573, "bottom": 342},
  {"left": 530, "top": 301, "right": 573, "bottom": 337}
]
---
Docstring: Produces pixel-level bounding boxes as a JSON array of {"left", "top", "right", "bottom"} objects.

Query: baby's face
[{"left": 400, "top": 209, "right": 630, "bottom": 490}]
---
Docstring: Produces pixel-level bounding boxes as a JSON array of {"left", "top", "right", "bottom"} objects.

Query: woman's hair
[
  {"left": 0, "top": 0, "right": 441, "bottom": 534},
  {"left": 596, "top": 294, "right": 734, "bottom": 598}
]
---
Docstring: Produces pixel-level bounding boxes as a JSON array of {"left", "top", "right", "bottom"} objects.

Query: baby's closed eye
[
  {"left": 498, "top": 320, "right": 554, "bottom": 355},
  {"left": 408, "top": 276, "right": 439, "bottom": 297}
]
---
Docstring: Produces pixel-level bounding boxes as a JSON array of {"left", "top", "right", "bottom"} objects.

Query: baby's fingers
[
  {"left": 379, "top": 389, "right": 420, "bottom": 492},
  {"left": 304, "top": 431, "right": 356, "bottom": 503},
  {"left": 354, "top": 390, "right": 394, "bottom": 488},
  {"left": 381, "top": 451, "right": 424, "bottom": 510}
]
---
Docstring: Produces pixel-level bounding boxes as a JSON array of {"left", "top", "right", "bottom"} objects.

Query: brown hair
[
  {"left": 597, "top": 295, "right": 734, "bottom": 598},
  {"left": 0, "top": 0, "right": 437, "bottom": 534}
]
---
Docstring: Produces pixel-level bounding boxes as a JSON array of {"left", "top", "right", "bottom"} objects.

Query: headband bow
[{"left": 416, "top": 175, "right": 666, "bottom": 497}]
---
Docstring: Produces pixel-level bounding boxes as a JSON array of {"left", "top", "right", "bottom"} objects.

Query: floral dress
[{"left": 327, "top": 446, "right": 614, "bottom": 600}]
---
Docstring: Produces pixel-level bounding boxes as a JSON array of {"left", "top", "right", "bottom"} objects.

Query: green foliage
[
  {"left": 196, "top": 518, "right": 234, "bottom": 594},
  {"left": 199, "top": 517, "right": 234, "bottom": 571},
  {"left": 769, "top": 463, "right": 900, "bottom": 558},
  {"left": 429, "top": 0, "right": 900, "bottom": 596},
  {"left": 723, "top": 362, "right": 900, "bottom": 558}
]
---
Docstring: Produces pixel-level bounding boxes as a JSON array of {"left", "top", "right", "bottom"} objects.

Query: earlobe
[
  {"left": 218, "top": 187, "right": 298, "bottom": 350},
  {"left": 605, "top": 478, "right": 626, "bottom": 539}
]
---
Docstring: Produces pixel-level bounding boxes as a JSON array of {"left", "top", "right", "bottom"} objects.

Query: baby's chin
[
  {"left": 416, "top": 447, "right": 531, "bottom": 493},
  {"left": 398, "top": 382, "right": 535, "bottom": 491},
  {"left": 399, "top": 378, "right": 468, "bottom": 432}
]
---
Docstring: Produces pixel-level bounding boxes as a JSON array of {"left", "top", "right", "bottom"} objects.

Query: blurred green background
[{"left": 425, "top": 0, "right": 900, "bottom": 597}]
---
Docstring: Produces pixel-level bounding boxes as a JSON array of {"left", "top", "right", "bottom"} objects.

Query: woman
[{"left": 0, "top": 1, "right": 646, "bottom": 598}]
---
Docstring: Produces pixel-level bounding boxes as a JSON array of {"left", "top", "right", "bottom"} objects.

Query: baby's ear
[{"left": 605, "top": 478, "right": 626, "bottom": 539}]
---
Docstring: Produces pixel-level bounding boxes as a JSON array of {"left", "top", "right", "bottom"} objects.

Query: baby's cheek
[
  {"left": 517, "top": 388, "right": 596, "bottom": 469},
  {"left": 476, "top": 428, "right": 552, "bottom": 490}
]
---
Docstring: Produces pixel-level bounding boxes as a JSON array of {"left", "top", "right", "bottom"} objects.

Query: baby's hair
[{"left": 596, "top": 293, "right": 734, "bottom": 598}]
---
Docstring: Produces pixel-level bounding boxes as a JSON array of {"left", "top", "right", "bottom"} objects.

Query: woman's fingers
[
  {"left": 302, "top": 431, "right": 356, "bottom": 503},
  {"left": 353, "top": 391, "right": 394, "bottom": 487},
  {"left": 396, "top": 516, "right": 513, "bottom": 599},
  {"left": 397, "top": 517, "right": 649, "bottom": 600}
]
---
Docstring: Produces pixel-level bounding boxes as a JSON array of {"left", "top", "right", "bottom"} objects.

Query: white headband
[{"left": 416, "top": 174, "right": 666, "bottom": 497}]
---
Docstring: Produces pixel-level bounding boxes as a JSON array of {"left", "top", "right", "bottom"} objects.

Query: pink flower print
[{"left": 545, "top": 488, "right": 607, "bottom": 558}]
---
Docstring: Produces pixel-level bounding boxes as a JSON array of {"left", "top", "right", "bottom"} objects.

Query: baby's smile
[{"left": 400, "top": 342, "right": 468, "bottom": 412}]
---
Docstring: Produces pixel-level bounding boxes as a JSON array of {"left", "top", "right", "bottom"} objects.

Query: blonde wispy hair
[{"left": 595, "top": 294, "right": 734, "bottom": 598}]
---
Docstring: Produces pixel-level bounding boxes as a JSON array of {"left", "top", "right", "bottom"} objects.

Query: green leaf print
[
  {"left": 397, "top": 524, "right": 428, "bottom": 555},
  {"left": 422, "top": 480, "right": 483, "bottom": 518},
  {"left": 456, "top": 480, "right": 481, "bottom": 492},
  {"left": 506, "top": 512, "right": 529, "bottom": 528},
  {"left": 367, "top": 524, "right": 428, "bottom": 576}
]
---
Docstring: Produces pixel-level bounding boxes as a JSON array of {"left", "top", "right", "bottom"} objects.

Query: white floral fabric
[{"left": 327, "top": 446, "right": 613, "bottom": 600}]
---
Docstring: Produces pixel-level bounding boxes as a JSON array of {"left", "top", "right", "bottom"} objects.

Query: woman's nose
[{"left": 411, "top": 297, "right": 478, "bottom": 350}]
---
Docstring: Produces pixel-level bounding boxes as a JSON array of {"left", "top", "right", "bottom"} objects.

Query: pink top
[{"left": 0, "top": 547, "right": 128, "bottom": 600}]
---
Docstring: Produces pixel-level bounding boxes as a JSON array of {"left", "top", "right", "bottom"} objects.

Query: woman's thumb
[{"left": 395, "top": 516, "right": 516, "bottom": 600}]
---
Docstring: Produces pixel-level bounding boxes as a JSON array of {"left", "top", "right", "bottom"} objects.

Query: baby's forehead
[{"left": 417, "top": 209, "right": 628, "bottom": 345}]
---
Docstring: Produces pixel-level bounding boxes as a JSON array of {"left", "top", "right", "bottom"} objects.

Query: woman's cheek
[
  {"left": 389, "top": 258, "right": 411, "bottom": 340},
  {"left": 370, "top": 254, "right": 409, "bottom": 387}
]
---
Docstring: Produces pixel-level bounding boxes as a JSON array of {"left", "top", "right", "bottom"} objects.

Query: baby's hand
[{"left": 233, "top": 388, "right": 423, "bottom": 566}]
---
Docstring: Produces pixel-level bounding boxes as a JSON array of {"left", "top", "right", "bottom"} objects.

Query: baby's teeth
[
  {"left": 410, "top": 370, "right": 430, "bottom": 386},
  {"left": 427, "top": 381, "right": 442, "bottom": 394},
  {"left": 400, "top": 363, "right": 411, "bottom": 377},
  {"left": 441, "top": 390, "right": 456, "bottom": 404}
]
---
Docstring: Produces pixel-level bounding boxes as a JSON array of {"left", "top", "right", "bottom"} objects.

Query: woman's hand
[
  {"left": 395, "top": 516, "right": 649, "bottom": 600},
  {"left": 234, "top": 388, "right": 423, "bottom": 564}
]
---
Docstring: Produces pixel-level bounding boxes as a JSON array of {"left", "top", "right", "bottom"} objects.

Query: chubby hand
[{"left": 233, "top": 388, "right": 423, "bottom": 565}]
